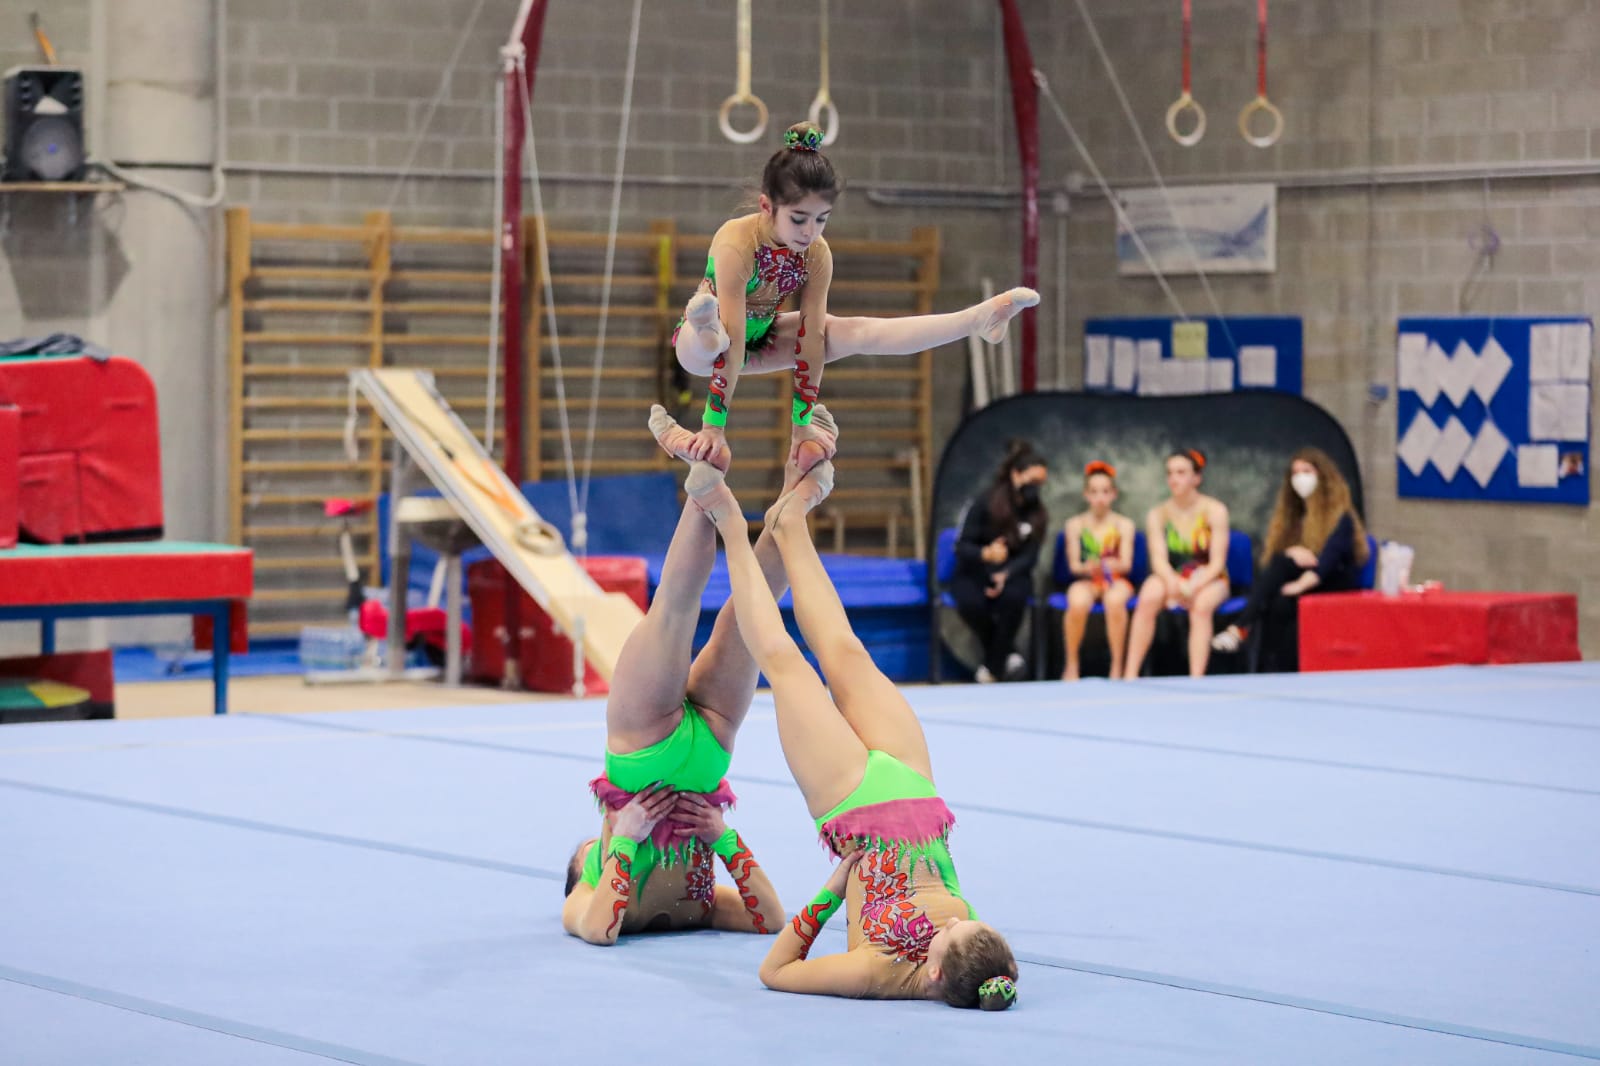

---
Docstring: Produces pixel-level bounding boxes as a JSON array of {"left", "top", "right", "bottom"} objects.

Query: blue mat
[{"left": 3, "top": 663, "right": 1596, "bottom": 1063}]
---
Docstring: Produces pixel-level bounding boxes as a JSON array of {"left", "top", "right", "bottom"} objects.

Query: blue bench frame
[{"left": 0, "top": 600, "right": 237, "bottom": 715}]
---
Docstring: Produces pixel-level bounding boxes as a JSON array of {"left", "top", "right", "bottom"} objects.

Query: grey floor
[{"left": 2, "top": 663, "right": 1597, "bottom": 1064}]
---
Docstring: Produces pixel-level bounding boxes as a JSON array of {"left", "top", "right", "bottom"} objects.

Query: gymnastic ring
[
  {"left": 718, "top": 93, "right": 769, "bottom": 145},
  {"left": 1165, "top": 92, "right": 1206, "bottom": 147},
  {"left": 808, "top": 93, "right": 839, "bottom": 147},
  {"left": 513, "top": 518, "right": 565, "bottom": 556},
  {"left": 1238, "top": 94, "right": 1284, "bottom": 148}
]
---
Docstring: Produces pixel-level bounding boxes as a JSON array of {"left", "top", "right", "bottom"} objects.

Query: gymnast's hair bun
[
  {"left": 978, "top": 975, "right": 1018, "bottom": 1011},
  {"left": 1084, "top": 460, "right": 1117, "bottom": 479},
  {"left": 784, "top": 121, "right": 825, "bottom": 152}
]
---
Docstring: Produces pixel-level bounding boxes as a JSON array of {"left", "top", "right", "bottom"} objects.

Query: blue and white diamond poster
[{"left": 1396, "top": 316, "right": 1591, "bottom": 505}]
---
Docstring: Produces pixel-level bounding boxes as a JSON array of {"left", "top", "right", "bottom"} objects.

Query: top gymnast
[{"left": 657, "top": 119, "right": 1038, "bottom": 475}]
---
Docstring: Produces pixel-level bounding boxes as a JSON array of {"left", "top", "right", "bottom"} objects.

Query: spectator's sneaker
[
  {"left": 975, "top": 665, "right": 997, "bottom": 684},
  {"left": 1211, "top": 625, "right": 1247, "bottom": 653},
  {"left": 1003, "top": 652, "right": 1028, "bottom": 681}
]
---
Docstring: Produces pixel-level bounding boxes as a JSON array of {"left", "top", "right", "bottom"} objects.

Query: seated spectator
[
  {"left": 952, "top": 439, "right": 1049, "bottom": 683},
  {"left": 1212, "top": 447, "right": 1368, "bottom": 672},
  {"left": 1061, "top": 461, "right": 1136, "bottom": 681},
  {"left": 1125, "top": 449, "right": 1231, "bottom": 679}
]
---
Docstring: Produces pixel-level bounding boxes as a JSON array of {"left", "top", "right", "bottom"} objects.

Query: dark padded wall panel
[{"left": 931, "top": 391, "right": 1365, "bottom": 581}]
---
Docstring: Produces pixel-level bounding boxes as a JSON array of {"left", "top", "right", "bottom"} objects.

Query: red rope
[
  {"left": 1181, "top": 0, "right": 1192, "bottom": 93},
  {"left": 1256, "top": 0, "right": 1269, "bottom": 97}
]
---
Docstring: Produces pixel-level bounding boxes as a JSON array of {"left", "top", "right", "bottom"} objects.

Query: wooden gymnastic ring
[
  {"left": 1165, "top": 92, "right": 1206, "bottom": 147},
  {"left": 718, "top": 93, "right": 769, "bottom": 145},
  {"left": 808, "top": 93, "right": 839, "bottom": 147},
  {"left": 1238, "top": 94, "right": 1284, "bottom": 148}
]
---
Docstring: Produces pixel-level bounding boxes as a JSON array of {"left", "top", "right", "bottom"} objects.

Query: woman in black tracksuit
[{"left": 950, "top": 440, "right": 1049, "bottom": 683}]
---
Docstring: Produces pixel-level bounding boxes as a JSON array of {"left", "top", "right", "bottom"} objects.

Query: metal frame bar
[{"left": 0, "top": 599, "right": 236, "bottom": 715}]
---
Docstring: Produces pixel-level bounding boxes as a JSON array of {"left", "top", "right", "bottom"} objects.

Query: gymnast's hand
[
  {"left": 687, "top": 425, "right": 731, "bottom": 467},
  {"left": 823, "top": 851, "right": 864, "bottom": 898},
  {"left": 610, "top": 783, "right": 677, "bottom": 842},
  {"left": 669, "top": 791, "right": 727, "bottom": 844}
]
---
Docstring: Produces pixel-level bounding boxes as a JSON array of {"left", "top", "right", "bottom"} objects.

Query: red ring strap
[{"left": 1256, "top": 0, "right": 1269, "bottom": 96}]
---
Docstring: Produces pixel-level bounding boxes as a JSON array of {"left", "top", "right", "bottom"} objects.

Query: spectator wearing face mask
[
  {"left": 951, "top": 439, "right": 1049, "bottom": 683},
  {"left": 1212, "top": 447, "right": 1369, "bottom": 672}
]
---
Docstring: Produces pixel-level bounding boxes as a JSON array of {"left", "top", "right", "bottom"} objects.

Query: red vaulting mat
[
  {"left": 0, "top": 355, "right": 163, "bottom": 543},
  {"left": 1299, "top": 589, "right": 1580, "bottom": 672}
]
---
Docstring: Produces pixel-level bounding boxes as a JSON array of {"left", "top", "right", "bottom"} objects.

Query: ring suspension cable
[
  {"left": 516, "top": 53, "right": 582, "bottom": 535},
  {"left": 807, "top": 0, "right": 839, "bottom": 145},
  {"left": 1033, "top": 71, "right": 1189, "bottom": 322},
  {"left": 1065, "top": 0, "right": 1241, "bottom": 355},
  {"left": 1238, "top": 0, "right": 1285, "bottom": 148},
  {"left": 576, "top": 0, "right": 647, "bottom": 553},
  {"left": 1165, "top": 0, "right": 1206, "bottom": 146},
  {"left": 718, "top": 0, "right": 769, "bottom": 144},
  {"left": 486, "top": 73, "right": 506, "bottom": 455}
]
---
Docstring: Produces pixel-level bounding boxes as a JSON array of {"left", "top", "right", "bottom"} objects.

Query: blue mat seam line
[
  {"left": 957, "top": 800, "right": 1600, "bottom": 897},
  {"left": 1018, "top": 953, "right": 1600, "bottom": 1061},
  {"left": 1185, "top": 685, "right": 1600, "bottom": 733},
  {"left": 245, "top": 715, "right": 1600, "bottom": 898},
  {"left": 921, "top": 717, "right": 1600, "bottom": 798},
  {"left": 0, "top": 964, "right": 427, "bottom": 1066},
  {"left": 0, "top": 777, "right": 563, "bottom": 882}
]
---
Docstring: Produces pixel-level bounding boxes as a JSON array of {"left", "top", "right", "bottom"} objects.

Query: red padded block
[
  {"left": 468, "top": 556, "right": 649, "bottom": 694},
  {"left": 1299, "top": 590, "right": 1580, "bottom": 672},
  {"left": 0, "top": 547, "right": 255, "bottom": 608},
  {"left": 0, "top": 404, "right": 16, "bottom": 549},
  {"left": 193, "top": 599, "right": 251, "bottom": 654},
  {"left": 17, "top": 452, "right": 83, "bottom": 544},
  {"left": 0, "top": 356, "right": 163, "bottom": 542},
  {"left": 0, "top": 649, "right": 115, "bottom": 705}
]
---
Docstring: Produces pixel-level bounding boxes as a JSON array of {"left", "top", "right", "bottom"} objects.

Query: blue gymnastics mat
[{"left": 2, "top": 663, "right": 1597, "bottom": 1064}]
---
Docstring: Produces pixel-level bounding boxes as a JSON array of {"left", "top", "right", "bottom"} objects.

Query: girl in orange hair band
[{"left": 1061, "top": 461, "right": 1137, "bottom": 680}]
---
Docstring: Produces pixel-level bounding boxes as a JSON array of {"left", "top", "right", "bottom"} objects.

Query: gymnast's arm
[
  {"left": 561, "top": 834, "right": 637, "bottom": 947},
  {"left": 759, "top": 854, "right": 874, "bottom": 997},
  {"left": 562, "top": 785, "right": 676, "bottom": 946},
  {"left": 701, "top": 237, "right": 753, "bottom": 433},
  {"left": 671, "top": 792, "right": 783, "bottom": 934},
  {"left": 790, "top": 239, "right": 832, "bottom": 407}
]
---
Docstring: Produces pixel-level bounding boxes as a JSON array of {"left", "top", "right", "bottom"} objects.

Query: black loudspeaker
[{"left": 4, "top": 66, "right": 86, "bottom": 182}]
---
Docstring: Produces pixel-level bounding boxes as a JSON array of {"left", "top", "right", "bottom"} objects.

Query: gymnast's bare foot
[
  {"left": 787, "top": 403, "right": 838, "bottom": 478},
  {"left": 684, "top": 292, "right": 729, "bottom": 354},
  {"left": 974, "top": 287, "right": 1040, "bottom": 345},
  {"left": 649, "top": 404, "right": 731, "bottom": 472},
  {"left": 686, "top": 461, "right": 741, "bottom": 529},
  {"left": 765, "top": 460, "right": 835, "bottom": 530}
]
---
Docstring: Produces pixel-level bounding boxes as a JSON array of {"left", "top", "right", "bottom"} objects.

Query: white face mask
[{"left": 1291, "top": 471, "right": 1318, "bottom": 499}]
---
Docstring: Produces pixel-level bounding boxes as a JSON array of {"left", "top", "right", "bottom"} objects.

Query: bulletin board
[
  {"left": 1396, "top": 316, "right": 1591, "bottom": 506},
  {"left": 1083, "top": 316, "right": 1302, "bottom": 397}
]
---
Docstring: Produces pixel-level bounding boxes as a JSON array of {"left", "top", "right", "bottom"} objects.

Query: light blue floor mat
[{"left": 2, "top": 663, "right": 1596, "bottom": 1064}]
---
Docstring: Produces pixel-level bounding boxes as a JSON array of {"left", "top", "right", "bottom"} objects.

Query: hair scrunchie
[
  {"left": 1186, "top": 448, "right": 1207, "bottom": 471},
  {"left": 1084, "top": 460, "right": 1117, "bottom": 479},
  {"left": 785, "top": 126, "right": 823, "bottom": 152},
  {"left": 978, "top": 975, "right": 1018, "bottom": 1010}
]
